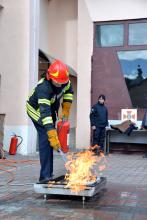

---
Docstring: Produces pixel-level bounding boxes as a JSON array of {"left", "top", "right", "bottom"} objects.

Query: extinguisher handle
[{"left": 16, "top": 136, "right": 23, "bottom": 148}]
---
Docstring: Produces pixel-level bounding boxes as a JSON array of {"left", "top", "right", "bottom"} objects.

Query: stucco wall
[
  {"left": 39, "top": 0, "right": 50, "bottom": 53},
  {"left": 0, "top": 0, "right": 31, "bottom": 153},
  {"left": 0, "top": 0, "right": 30, "bottom": 125},
  {"left": 0, "top": 0, "right": 40, "bottom": 154},
  {"left": 85, "top": 0, "right": 147, "bottom": 22},
  {"left": 76, "top": 0, "right": 93, "bottom": 148},
  {"left": 47, "top": 0, "right": 77, "bottom": 71},
  {"left": 0, "top": 0, "right": 3, "bottom": 8},
  {"left": 39, "top": 0, "right": 78, "bottom": 69}
]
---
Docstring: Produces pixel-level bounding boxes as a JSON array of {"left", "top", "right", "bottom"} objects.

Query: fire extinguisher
[
  {"left": 9, "top": 134, "right": 23, "bottom": 155},
  {"left": 57, "top": 120, "right": 70, "bottom": 153}
]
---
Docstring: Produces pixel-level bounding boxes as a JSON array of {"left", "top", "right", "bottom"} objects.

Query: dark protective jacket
[
  {"left": 90, "top": 103, "right": 108, "bottom": 127},
  {"left": 26, "top": 78, "right": 73, "bottom": 131}
]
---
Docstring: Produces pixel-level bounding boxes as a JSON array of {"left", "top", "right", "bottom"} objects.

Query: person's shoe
[{"left": 37, "top": 177, "right": 53, "bottom": 184}]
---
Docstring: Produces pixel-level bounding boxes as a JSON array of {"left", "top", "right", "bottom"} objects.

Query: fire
[{"left": 64, "top": 150, "right": 106, "bottom": 193}]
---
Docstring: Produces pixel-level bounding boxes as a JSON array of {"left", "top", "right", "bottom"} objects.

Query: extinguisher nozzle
[{"left": 58, "top": 148, "right": 68, "bottom": 163}]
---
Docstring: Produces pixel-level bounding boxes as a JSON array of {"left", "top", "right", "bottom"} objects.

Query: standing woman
[{"left": 90, "top": 94, "right": 108, "bottom": 154}]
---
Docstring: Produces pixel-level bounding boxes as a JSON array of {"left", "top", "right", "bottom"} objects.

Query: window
[
  {"left": 117, "top": 50, "right": 147, "bottom": 108},
  {"left": 96, "top": 24, "right": 124, "bottom": 47},
  {"left": 129, "top": 23, "right": 147, "bottom": 45}
]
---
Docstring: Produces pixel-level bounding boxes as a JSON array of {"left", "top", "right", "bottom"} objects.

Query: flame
[{"left": 64, "top": 150, "right": 107, "bottom": 193}]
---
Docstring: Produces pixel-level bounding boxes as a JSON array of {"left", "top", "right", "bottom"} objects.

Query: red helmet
[{"left": 46, "top": 60, "right": 69, "bottom": 83}]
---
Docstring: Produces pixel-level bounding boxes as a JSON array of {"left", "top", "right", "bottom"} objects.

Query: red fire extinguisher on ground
[
  {"left": 57, "top": 121, "right": 70, "bottom": 153},
  {"left": 9, "top": 134, "right": 23, "bottom": 155}
]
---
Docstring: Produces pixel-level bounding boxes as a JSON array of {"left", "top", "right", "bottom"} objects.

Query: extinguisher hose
[{"left": 16, "top": 136, "right": 23, "bottom": 149}]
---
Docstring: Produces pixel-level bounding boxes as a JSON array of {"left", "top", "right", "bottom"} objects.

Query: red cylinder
[
  {"left": 57, "top": 121, "right": 70, "bottom": 153},
  {"left": 9, "top": 135, "right": 18, "bottom": 155}
]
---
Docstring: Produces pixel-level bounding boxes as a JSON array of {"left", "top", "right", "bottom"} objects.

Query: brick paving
[{"left": 0, "top": 151, "right": 147, "bottom": 220}]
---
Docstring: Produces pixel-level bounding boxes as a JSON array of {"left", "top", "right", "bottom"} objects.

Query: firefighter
[
  {"left": 26, "top": 60, "right": 74, "bottom": 184},
  {"left": 90, "top": 95, "right": 108, "bottom": 154}
]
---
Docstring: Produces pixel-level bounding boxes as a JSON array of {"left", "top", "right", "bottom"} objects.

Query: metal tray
[{"left": 34, "top": 176, "right": 107, "bottom": 197}]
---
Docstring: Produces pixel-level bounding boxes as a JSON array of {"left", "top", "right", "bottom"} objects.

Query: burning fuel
[{"left": 64, "top": 150, "right": 107, "bottom": 193}]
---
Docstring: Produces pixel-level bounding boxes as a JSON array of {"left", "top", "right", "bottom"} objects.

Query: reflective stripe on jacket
[{"left": 26, "top": 78, "right": 73, "bottom": 131}]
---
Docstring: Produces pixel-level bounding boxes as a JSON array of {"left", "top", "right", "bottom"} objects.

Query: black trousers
[
  {"left": 33, "top": 121, "right": 53, "bottom": 181},
  {"left": 92, "top": 127, "right": 106, "bottom": 150}
]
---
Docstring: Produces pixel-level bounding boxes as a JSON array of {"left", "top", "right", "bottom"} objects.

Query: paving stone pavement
[{"left": 0, "top": 151, "right": 147, "bottom": 220}]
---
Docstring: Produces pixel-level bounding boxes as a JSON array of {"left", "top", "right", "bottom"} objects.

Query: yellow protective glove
[
  {"left": 61, "top": 102, "right": 72, "bottom": 120},
  {"left": 47, "top": 129, "right": 61, "bottom": 151}
]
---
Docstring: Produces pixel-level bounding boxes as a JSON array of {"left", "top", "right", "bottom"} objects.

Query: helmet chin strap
[{"left": 52, "top": 80, "right": 62, "bottom": 87}]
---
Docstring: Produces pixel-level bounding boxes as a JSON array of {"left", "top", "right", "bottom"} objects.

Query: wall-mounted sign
[{"left": 121, "top": 109, "right": 137, "bottom": 122}]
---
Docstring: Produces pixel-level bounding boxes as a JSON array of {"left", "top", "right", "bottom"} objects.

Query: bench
[{"left": 105, "top": 129, "right": 147, "bottom": 154}]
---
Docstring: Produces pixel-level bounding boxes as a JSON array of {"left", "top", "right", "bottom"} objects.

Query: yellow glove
[
  {"left": 47, "top": 129, "right": 61, "bottom": 151},
  {"left": 61, "top": 102, "right": 72, "bottom": 120}
]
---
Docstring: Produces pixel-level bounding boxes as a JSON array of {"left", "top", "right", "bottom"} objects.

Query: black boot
[{"left": 37, "top": 176, "right": 54, "bottom": 184}]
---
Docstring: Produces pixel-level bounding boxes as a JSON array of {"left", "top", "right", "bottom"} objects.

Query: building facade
[{"left": 0, "top": 0, "right": 147, "bottom": 154}]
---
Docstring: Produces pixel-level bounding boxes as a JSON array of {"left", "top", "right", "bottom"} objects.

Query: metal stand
[
  {"left": 44, "top": 194, "right": 47, "bottom": 201},
  {"left": 82, "top": 196, "right": 85, "bottom": 207}
]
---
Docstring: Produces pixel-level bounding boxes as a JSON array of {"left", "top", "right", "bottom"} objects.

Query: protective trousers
[
  {"left": 33, "top": 121, "right": 53, "bottom": 181},
  {"left": 92, "top": 127, "right": 106, "bottom": 151}
]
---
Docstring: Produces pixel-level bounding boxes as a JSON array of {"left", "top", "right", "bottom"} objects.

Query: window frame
[
  {"left": 95, "top": 23, "right": 125, "bottom": 48},
  {"left": 128, "top": 22, "right": 147, "bottom": 46}
]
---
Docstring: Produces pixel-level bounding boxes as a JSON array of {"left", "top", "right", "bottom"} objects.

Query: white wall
[
  {"left": 76, "top": 0, "right": 93, "bottom": 148},
  {"left": 0, "top": 0, "right": 40, "bottom": 155},
  {"left": 0, "top": 0, "right": 30, "bottom": 125},
  {"left": 27, "top": 0, "right": 40, "bottom": 154},
  {"left": 85, "top": 0, "right": 147, "bottom": 22},
  {"left": 39, "top": 0, "right": 50, "bottom": 53},
  {"left": 0, "top": 0, "right": 3, "bottom": 8},
  {"left": 47, "top": 0, "right": 77, "bottom": 71},
  {"left": 0, "top": 0, "right": 31, "bottom": 154}
]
